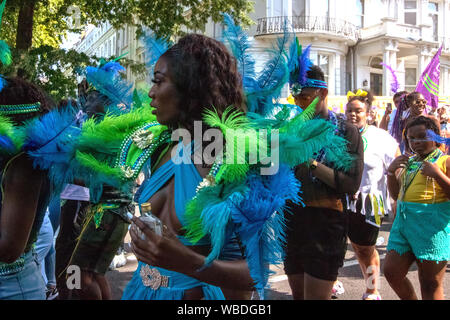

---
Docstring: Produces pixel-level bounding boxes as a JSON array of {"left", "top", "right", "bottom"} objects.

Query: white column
[
  {"left": 329, "top": 54, "right": 336, "bottom": 95},
  {"left": 382, "top": 40, "right": 398, "bottom": 96},
  {"left": 335, "top": 52, "right": 341, "bottom": 95},
  {"left": 383, "top": 49, "right": 391, "bottom": 96}
]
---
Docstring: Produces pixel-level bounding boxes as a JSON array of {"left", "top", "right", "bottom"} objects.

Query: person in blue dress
[{"left": 121, "top": 34, "right": 255, "bottom": 300}]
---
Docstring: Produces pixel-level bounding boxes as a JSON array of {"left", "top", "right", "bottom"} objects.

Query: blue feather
[
  {"left": 140, "top": 32, "right": 171, "bottom": 74},
  {"left": 246, "top": 23, "right": 291, "bottom": 116},
  {"left": 22, "top": 105, "right": 82, "bottom": 196},
  {"left": 85, "top": 65, "right": 134, "bottom": 112},
  {"left": 101, "top": 61, "right": 125, "bottom": 76},
  {"left": 231, "top": 165, "right": 302, "bottom": 297},
  {"left": 298, "top": 44, "right": 312, "bottom": 85},
  {"left": 0, "top": 75, "right": 6, "bottom": 92},
  {"left": 0, "top": 134, "right": 15, "bottom": 154},
  {"left": 427, "top": 129, "right": 450, "bottom": 146},
  {"left": 222, "top": 13, "right": 257, "bottom": 93}
]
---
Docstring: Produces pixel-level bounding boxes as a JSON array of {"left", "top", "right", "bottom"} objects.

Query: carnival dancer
[
  {"left": 121, "top": 12, "right": 358, "bottom": 298},
  {"left": 59, "top": 64, "right": 136, "bottom": 300},
  {"left": 283, "top": 39, "right": 364, "bottom": 300},
  {"left": 384, "top": 116, "right": 450, "bottom": 300},
  {"left": 121, "top": 33, "right": 255, "bottom": 300},
  {"left": 0, "top": 76, "right": 57, "bottom": 299},
  {"left": 344, "top": 89, "right": 400, "bottom": 300}
]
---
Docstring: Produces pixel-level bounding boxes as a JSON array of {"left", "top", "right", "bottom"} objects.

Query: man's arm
[{"left": 310, "top": 123, "right": 364, "bottom": 195}]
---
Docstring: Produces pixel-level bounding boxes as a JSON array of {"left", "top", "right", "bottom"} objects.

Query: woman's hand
[
  {"left": 387, "top": 154, "right": 409, "bottom": 175},
  {"left": 420, "top": 161, "right": 442, "bottom": 179},
  {"left": 129, "top": 217, "right": 204, "bottom": 276}
]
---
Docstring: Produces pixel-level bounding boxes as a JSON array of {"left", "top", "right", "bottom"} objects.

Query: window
[
  {"left": 405, "top": 67, "right": 417, "bottom": 91},
  {"left": 317, "top": 53, "right": 330, "bottom": 84},
  {"left": 429, "top": 2, "right": 438, "bottom": 41},
  {"left": 310, "top": 0, "right": 329, "bottom": 18},
  {"left": 267, "top": 0, "right": 290, "bottom": 17},
  {"left": 404, "top": 0, "right": 417, "bottom": 25},
  {"left": 370, "top": 57, "right": 383, "bottom": 69},
  {"left": 292, "top": 0, "right": 306, "bottom": 16},
  {"left": 354, "top": 0, "right": 364, "bottom": 28}
]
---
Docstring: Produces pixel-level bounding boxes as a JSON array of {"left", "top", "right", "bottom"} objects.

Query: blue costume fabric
[{"left": 122, "top": 141, "right": 225, "bottom": 300}]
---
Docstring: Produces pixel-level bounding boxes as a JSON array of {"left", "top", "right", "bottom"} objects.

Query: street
[{"left": 106, "top": 214, "right": 450, "bottom": 300}]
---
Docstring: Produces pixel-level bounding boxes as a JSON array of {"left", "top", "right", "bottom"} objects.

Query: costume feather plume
[
  {"left": 222, "top": 13, "right": 257, "bottom": 93},
  {"left": 427, "top": 129, "right": 450, "bottom": 146},
  {"left": 288, "top": 37, "right": 312, "bottom": 88},
  {"left": 203, "top": 107, "right": 254, "bottom": 183},
  {"left": 85, "top": 64, "right": 134, "bottom": 112},
  {"left": 233, "top": 165, "right": 302, "bottom": 297},
  {"left": 0, "top": 114, "right": 18, "bottom": 155},
  {"left": 245, "top": 21, "right": 291, "bottom": 116},
  {"left": 20, "top": 105, "right": 82, "bottom": 197},
  {"left": 141, "top": 32, "right": 171, "bottom": 73},
  {"left": 380, "top": 62, "right": 400, "bottom": 94}
]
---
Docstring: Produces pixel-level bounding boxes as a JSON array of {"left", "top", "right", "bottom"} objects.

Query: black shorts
[
  {"left": 283, "top": 205, "right": 348, "bottom": 282},
  {"left": 347, "top": 210, "right": 381, "bottom": 246}
]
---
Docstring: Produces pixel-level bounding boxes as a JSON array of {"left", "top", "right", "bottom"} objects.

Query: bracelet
[{"left": 387, "top": 171, "right": 396, "bottom": 176}]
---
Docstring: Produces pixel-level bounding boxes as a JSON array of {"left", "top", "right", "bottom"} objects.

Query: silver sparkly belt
[{"left": 140, "top": 265, "right": 169, "bottom": 290}]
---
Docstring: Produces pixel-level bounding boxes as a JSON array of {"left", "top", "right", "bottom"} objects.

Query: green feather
[{"left": 184, "top": 182, "right": 248, "bottom": 243}]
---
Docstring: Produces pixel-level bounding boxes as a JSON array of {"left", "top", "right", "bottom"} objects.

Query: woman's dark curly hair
[
  {"left": 159, "top": 34, "right": 246, "bottom": 131},
  {"left": 404, "top": 115, "right": 441, "bottom": 151},
  {"left": 347, "top": 89, "right": 375, "bottom": 113},
  {"left": 0, "top": 77, "right": 55, "bottom": 125}
]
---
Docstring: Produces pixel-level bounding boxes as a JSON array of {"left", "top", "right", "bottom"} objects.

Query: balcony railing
[{"left": 256, "top": 16, "right": 360, "bottom": 42}]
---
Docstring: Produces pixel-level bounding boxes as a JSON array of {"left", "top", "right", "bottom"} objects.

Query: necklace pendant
[
  {"left": 132, "top": 129, "right": 155, "bottom": 149},
  {"left": 196, "top": 175, "right": 216, "bottom": 193},
  {"left": 120, "top": 165, "right": 135, "bottom": 179}
]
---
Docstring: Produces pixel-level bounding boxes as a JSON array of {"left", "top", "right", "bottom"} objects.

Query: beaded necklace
[
  {"left": 0, "top": 102, "right": 41, "bottom": 115},
  {"left": 400, "top": 148, "right": 443, "bottom": 200},
  {"left": 115, "top": 122, "right": 171, "bottom": 181}
]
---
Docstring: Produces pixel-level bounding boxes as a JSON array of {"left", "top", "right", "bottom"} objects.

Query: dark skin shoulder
[{"left": 0, "top": 153, "right": 45, "bottom": 263}]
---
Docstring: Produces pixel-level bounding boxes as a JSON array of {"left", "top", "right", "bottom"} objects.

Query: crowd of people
[{"left": 0, "top": 18, "right": 449, "bottom": 302}]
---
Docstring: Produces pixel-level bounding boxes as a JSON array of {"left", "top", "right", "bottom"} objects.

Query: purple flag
[{"left": 416, "top": 45, "right": 442, "bottom": 110}]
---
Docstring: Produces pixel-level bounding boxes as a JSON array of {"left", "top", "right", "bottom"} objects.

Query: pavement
[{"left": 106, "top": 214, "right": 450, "bottom": 300}]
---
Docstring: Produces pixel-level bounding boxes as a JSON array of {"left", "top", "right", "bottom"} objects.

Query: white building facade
[
  {"left": 204, "top": 0, "right": 450, "bottom": 99},
  {"left": 74, "top": 21, "right": 149, "bottom": 89},
  {"left": 73, "top": 0, "right": 450, "bottom": 99}
]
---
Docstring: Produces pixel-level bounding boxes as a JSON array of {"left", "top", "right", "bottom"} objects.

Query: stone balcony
[{"left": 255, "top": 16, "right": 360, "bottom": 44}]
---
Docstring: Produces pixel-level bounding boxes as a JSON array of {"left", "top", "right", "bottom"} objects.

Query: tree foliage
[{"left": 0, "top": 0, "right": 254, "bottom": 101}]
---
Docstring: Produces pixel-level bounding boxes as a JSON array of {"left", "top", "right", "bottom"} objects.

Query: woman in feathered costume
[
  {"left": 120, "top": 16, "right": 356, "bottom": 300},
  {"left": 0, "top": 79, "right": 58, "bottom": 300}
]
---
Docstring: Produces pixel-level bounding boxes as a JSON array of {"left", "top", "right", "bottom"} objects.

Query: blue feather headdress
[
  {"left": 140, "top": 31, "right": 172, "bottom": 75},
  {"left": 85, "top": 58, "right": 134, "bottom": 114},
  {"left": 426, "top": 129, "right": 450, "bottom": 147},
  {"left": 222, "top": 13, "right": 257, "bottom": 96},
  {"left": 245, "top": 18, "right": 293, "bottom": 116},
  {"left": 288, "top": 37, "right": 326, "bottom": 96}
]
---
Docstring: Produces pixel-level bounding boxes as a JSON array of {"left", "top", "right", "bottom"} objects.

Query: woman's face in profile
[{"left": 149, "top": 57, "right": 182, "bottom": 126}]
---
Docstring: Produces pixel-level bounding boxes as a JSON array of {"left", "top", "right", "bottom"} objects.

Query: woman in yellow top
[{"left": 384, "top": 116, "right": 450, "bottom": 300}]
